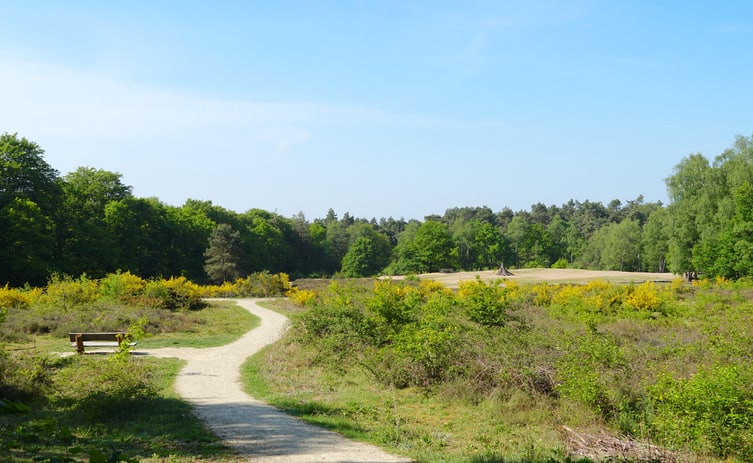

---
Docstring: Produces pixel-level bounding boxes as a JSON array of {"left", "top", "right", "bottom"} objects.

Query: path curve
[{"left": 138, "top": 299, "right": 411, "bottom": 463}]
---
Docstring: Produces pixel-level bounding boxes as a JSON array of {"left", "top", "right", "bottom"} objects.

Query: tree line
[{"left": 2, "top": 132, "right": 753, "bottom": 286}]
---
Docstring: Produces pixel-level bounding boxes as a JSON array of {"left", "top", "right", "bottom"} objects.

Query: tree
[
  {"left": 204, "top": 224, "right": 244, "bottom": 283},
  {"left": 394, "top": 220, "right": 456, "bottom": 274},
  {"left": 166, "top": 204, "right": 215, "bottom": 281},
  {"left": 505, "top": 215, "right": 552, "bottom": 268},
  {"left": 0, "top": 134, "right": 62, "bottom": 285},
  {"left": 0, "top": 198, "right": 55, "bottom": 285},
  {"left": 323, "top": 219, "right": 350, "bottom": 274},
  {"left": 104, "top": 197, "right": 174, "bottom": 278},
  {"left": 595, "top": 219, "right": 642, "bottom": 271},
  {"left": 59, "top": 167, "right": 133, "bottom": 277},
  {"left": 452, "top": 220, "right": 505, "bottom": 270},
  {"left": 665, "top": 153, "right": 717, "bottom": 276},
  {"left": 241, "top": 213, "right": 291, "bottom": 273},
  {"left": 0, "top": 133, "right": 62, "bottom": 214},
  {"left": 340, "top": 224, "right": 392, "bottom": 277},
  {"left": 641, "top": 208, "right": 669, "bottom": 272}
]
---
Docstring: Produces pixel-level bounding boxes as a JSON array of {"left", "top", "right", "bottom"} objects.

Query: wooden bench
[{"left": 69, "top": 332, "right": 136, "bottom": 354}]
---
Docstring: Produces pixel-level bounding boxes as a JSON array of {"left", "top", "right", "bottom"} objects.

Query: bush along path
[{"left": 138, "top": 299, "right": 411, "bottom": 463}]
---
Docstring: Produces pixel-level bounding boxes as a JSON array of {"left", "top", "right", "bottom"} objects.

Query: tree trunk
[{"left": 496, "top": 261, "right": 514, "bottom": 276}]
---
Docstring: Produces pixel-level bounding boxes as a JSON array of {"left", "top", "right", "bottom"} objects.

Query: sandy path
[{"left": 138, "top": 299, "right": 411, "bottom": 463}]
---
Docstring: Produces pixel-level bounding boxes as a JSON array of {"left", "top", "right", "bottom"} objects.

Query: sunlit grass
[
  {"left": 242, "top": 279, "right": 753, "bottom": 463},
  {"left": 1, "top": 299, "right": 260, "bottom": 463}
]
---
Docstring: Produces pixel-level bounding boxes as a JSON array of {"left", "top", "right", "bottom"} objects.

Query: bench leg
[{"left": 75, "top": 335, "right": 85, "bottom": 354}]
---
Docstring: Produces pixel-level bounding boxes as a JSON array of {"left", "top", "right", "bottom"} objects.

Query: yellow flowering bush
[
  {"left": 99, "top": 271, "right": 147, "bottom": 299},
  {"left": 237, "top": 271, "right": 292, "bottom": 297},
  {"left": 624, "top": 281, "right": 662, "bottom": 311},
  {"left": 670, "top": 277, "right": 689, "bottom": 294},
  {"left": 551, "top": 284, "right": 584, "bottom": 306},
  {"left": 418, "top": 279, "right": 452, "bottom": 297},
  {"left": 530, "top": 283, "right": 553, "bottom": 306},
  {"left": 199, "top": 280, "right": 240, "bottom": 297},
  {"left": 287, "top": 287, "right": 317, "bottom": 306},
  {"left": 41, "top": 274, "right": 99, "bottom": 308},
  {"left": 504, "top": 279, "right": 521, "bottom": 302},
  {"left": 0, "top": 284, "right": 33, "bottom": 309},
  {"left": 144, "top": 276, "right": 205, "bottom": 311}
]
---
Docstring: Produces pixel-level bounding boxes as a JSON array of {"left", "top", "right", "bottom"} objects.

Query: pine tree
[{"left": 204, "top": 223, "right": 243, "bottom": 283}]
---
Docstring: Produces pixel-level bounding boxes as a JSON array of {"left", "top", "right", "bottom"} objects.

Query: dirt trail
[{"left": 138, "top": 299, "right": 410, "bottom": 463}]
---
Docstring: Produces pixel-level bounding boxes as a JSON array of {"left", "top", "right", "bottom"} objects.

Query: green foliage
[
  {"left": 1, "top": 353, "right": 234, "bottom": 463},
  {"left": 97, "top": 271, "right": 146, "bottom": 301},
  {"left": 143, "top": 277, "right": 205, "bottom": 311},
  {"left": 587, "top": 219, "right": 642, "bottom": 271},
  {"left": 40, "top": 274, "right": 100, "bottom": 309},
  {"left": 257, "top": 279, "right": 753, "bottom": 461},
  {"left": 0, "top": 133, "right": 62, "bottom": 287},
  {"left": 555, "top": 330, "right": 634, "bottom": 423},
  {"left": 367, "top": 280, "right": 421, "bottom": 331},
  {"left": 0, "top": 349, "right": 53, "bottom": 403},
  {"left": 394, "top": 220, "right": 457, "bottom": 273},
  {"left": 54, "top": 355, "right": 157, "bottom": 422},
  {"left": 340, "top": 227, "right": 392, "bottom": 277},
  {"left": 452, "top": 220, "right": 506, "bottom": 271},
  {"left": 236, "top": 271, "right": 292, "bottom": 297},
  {"left": 294, "top": 282, "right": 377, "bottom": 364},
  {"left": 649, "top": 365, "right": 753, "bottom": 459},
  {"left": 59, "top": 167, "right": 132, "bottom": 279},
  {"left": 381, "top": 292, "right": 466, "bottom": 387},
  {"left": 551, "top": 258, "right": 569, "bottom": 269},
  {"left": 204, "top": 223, "right": 243, "bottom": 283},
  {"left": 457, "top": 277, "right": 510, "bottom": 326},
  {"left": 506, "top": 216, "right": 554, "bottom": 268}
]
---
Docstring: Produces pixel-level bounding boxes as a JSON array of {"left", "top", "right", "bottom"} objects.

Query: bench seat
[{"left": 69, "top": 332, "right": 136, "bottom": 354}]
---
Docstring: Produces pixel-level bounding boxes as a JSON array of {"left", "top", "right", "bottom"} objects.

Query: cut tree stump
[{"left": 496, "top": 261, "right": 514, "bottom": 276}]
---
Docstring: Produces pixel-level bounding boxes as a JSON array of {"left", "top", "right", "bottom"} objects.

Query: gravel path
[{"left": 138, "top": 299, "right": 411, "bottom": 463}]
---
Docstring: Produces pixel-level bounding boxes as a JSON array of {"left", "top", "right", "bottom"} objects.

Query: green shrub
[
  {"left": 367, "top": 280, "right": 421, "bottom": 331},
  {"left": 551, "top": 258, "right": 569, "bottom": 269},
  {"left": 649, "top": 365, "right": 753, "bottom": 459},
  {"left": 98, "top": 271, "right": 146, "bottom": 300},
  {"left": 379, "top": 293, "right": 466, "bottom": 387},
  {"left": 237, "top": 271, "right": 292, "bottom": 297},
  {"left": 555, "top": 330, "right": 632, "bottom": 420},
  {"left": 292, "top": 282, "right": 377, "bottom": 364},
  {"left": 457, "top": 277, "right": 509, "bottom": 326},
  {"left": 144, "top": 277, "right": 205, "bottom": 311},
  {"left": 0, "top": 350, "right": 53, "bottom": 402},
  {"left": 39, "top": 274, "right": 99, "bottom": 309},
  {"left": 53, "top": 355, "right": 157, "bottom": 422}
]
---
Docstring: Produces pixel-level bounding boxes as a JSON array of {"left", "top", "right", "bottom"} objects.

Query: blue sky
[{"left": 2, "top": 1, "right": 752, "bottom": 220}]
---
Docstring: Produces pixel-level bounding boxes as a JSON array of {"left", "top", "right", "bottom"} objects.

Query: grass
[
  {"left": 9, "top": 278, "right": 749, "bottom": 462},
  {"left": 3, "top": 300, "right": 259, "bottom": 353},
  {"left": 242, "top": 341, "right": 571, "bottom": 463},
  {"left": 241, "top": 280, "right": 753, "bottom": 463},
  {"left": 135, "top": 300, "right": 260, "bottom": 349},
  {"left": 1, "top": 298, "right": 261, "bottom": 463},
  {"left": 1, "top": 355, "right": 242, "bottom": 463}
]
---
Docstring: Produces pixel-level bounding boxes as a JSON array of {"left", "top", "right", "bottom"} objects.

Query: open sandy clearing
[{"left": 387, "top": 267, "right": 676, "bottom": 288}]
